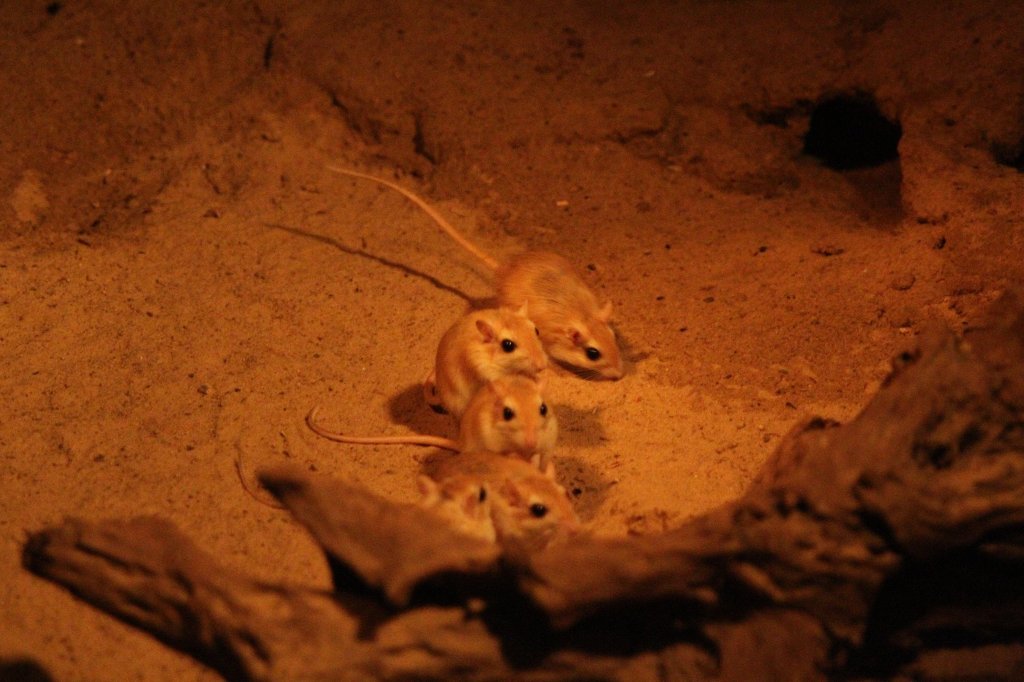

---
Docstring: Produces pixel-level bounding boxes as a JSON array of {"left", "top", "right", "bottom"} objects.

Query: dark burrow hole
[
  {"left": 992, "top": 141, "right": 1024, "bottom": 172},
  {"left": 804, "top": 92, "right": 902, "bottom": 170}
]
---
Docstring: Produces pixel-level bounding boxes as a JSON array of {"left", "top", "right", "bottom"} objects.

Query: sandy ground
[{"left": 2, "top": 1, "right": 1023, "bottom": 679}]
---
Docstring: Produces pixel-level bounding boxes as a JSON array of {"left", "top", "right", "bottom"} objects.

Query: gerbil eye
[
  {"left": 501, "top": 338, "right": 516, "bottom": 353},
  {"left": 539, "top": 403, "right": 548, "bottom": 417},
  {"left": 585, "top": 346, "right": 601, "bottom": 361},
  {"left": 478, "top": 487, "right": 487, "bottom": 502},
  {"left": 529, "top": 502, "right": 548, "bottom": 518},
  {"left": 534, "top": 327, "right": 540, "bottom": 336},
  {"left": 502, "top": 406, "right": 515, "bottom": 421}
]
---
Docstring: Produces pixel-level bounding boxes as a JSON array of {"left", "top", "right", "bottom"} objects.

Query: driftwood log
[{"left": 23, "top": 292, "right": 1024, "bottom": 681}]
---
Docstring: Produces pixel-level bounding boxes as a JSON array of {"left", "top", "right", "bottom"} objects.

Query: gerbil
[
  {"left": 306, "top": 374, "right": 558, "bottom": 461},
  {"left": 428, "top": 451, "right": 581, "bottom": 551},
  {"left": 235, "top": 451, "right": 498, "bottom": 543},
  {"left": 458, "top": 375, "right": 557, "bottom": 459},
  {"left": 427, "top": 305, "right": 547, "bottom": 418},
  {"left": 416, "top": 474, "right": 495, "bottom": 542},
  {"left": 326, "top": 166, "right": 624, "bottom": 380}
]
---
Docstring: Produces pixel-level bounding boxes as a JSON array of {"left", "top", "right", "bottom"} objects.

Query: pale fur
[
  {"left": 429, "top": 451, "right": 581, "bottom": 550},
  {"left": 417, "top": 475, "right": 496, "bottom": 542},
  {"left": 327, "top": 166, "right": 624, "bottom": 380},
  {"left": 306, "top": 375, "right": 557, "bottom": 461},
  {"left": 457, "top": 375, "right": 557, "bottom": 459},
  {"left": 429, "top": 306, "right": 547, "bottom": 418},
  {"left": 497, "top": 251, "right": 622, "bottom": 379}
]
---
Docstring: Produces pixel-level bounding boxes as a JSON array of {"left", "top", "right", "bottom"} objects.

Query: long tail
[
  {"left": 306, "top": 406, "right": 460, "bottom": 451},
  {"left": 326, "top": 165, "right": 500, "bottom": 271}
]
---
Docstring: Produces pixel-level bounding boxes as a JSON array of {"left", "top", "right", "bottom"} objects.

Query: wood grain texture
[{"left": 24, "top": 292, "right": 1024, "bottom": 680}]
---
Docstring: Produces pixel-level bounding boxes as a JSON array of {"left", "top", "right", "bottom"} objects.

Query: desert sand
[{"left": 2, "top": 1, "right": 1022, "bottom": 679}]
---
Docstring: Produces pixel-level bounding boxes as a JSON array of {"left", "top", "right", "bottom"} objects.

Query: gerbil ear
[
  {"left": 516, "top": 301, "right": 530, "bottom": 318},
  {"left": 417, "top": 475, "right": 440, "bottom": 504},
  {"left": 462, "top": 486, "right": 486, "bottom": 514},
  {"left": 542, "top": 460, "right": 557, "bottom": 480},
  {"left": 476, "top": 319, "right": 496, "bottom": 342},
  {"left": 534, "top": 372, "right": 548, "bottom": 393},
  {"left": 598, "top": 300, "right": 613, "bottom": 322},
  {"left": 500, "top": 479, "right": 522, "bottom": 505},
  {"left": 569, "top": 328, "right": 586, "bottom": 347}
]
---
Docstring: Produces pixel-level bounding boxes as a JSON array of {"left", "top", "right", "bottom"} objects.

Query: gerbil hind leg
[{"left": 423, "top": 367, "right": 447, "bottom": 414}]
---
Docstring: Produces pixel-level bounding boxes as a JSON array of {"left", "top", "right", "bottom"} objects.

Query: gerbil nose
[
  {"left": 558, "top": 521, "right": 582, "bottom": 540},
  {"left": 523, "top": 429, "right": 537, "bottom": 451}
]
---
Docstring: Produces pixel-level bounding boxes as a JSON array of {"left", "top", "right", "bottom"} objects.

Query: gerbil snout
[
  {"left": 543, "top": 323, "right": 624, "bottom": 381},
  {"left": 552, "top": 354, "right": 623, "bottom": 382},
  {"left": 521, "top": 428, "right": 538, "bottom": 452},
  {"left": 598, "top": 362, "right": 624, "bottom": 381},
  {"left": 582, "top": 336, "right": 623, "bottom": 381}
]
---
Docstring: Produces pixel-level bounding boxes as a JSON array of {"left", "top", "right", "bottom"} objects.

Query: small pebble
[
  {"left": 891, "top": 273, "right": 916, "bottom": 291},
  {"left": 811, "top": 244, "right": 844, "bottom": 257}
]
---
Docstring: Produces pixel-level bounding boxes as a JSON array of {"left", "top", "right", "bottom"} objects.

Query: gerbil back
[
  {"left": 432, "top": 307, "right": 547, "bottom": 417},
  {"left": 495, "top": 252, "right": 624, "bottom": 379},
  {"left": 497, "top": 251, "right": 600, "bottom": 312}
]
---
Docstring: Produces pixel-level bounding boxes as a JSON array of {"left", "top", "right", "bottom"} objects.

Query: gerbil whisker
[{"left": 555, "top": 360, "right": 602, "bottom": 381}]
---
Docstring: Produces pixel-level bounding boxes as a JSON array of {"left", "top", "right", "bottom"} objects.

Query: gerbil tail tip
[{"left": 234, "top": 451, "right": 286, "bottom": 510}]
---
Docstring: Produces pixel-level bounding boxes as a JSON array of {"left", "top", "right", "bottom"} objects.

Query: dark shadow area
[
  {"left": 0, "top": 659, "right": 53, "bottom": 682},
  {"left": 845, "top": 549, "right": 1024, "bottom": 679},
  {"left": 553, "top": 404, "right": 608, "bottom": 449},
  {"left": 993, "top": 139, "right": 1024, "bottom": 172},
  {"left": 387, "top": 382, "right": 455, "bottom": 437},
  {"left": 479, "top": 591, "right": 717, "bottom": 672},
  {"left": 617, "top": 329, "right": 650, "bottom": 368},
  {"left": 265, "top": 222, "right": 477, "bottom": 304},
  {"left": 804, "top": 92, "right": 902, "bottom": 170},
  {"left": 554, "top": 454, "right": 611, "bottom": 522}
]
